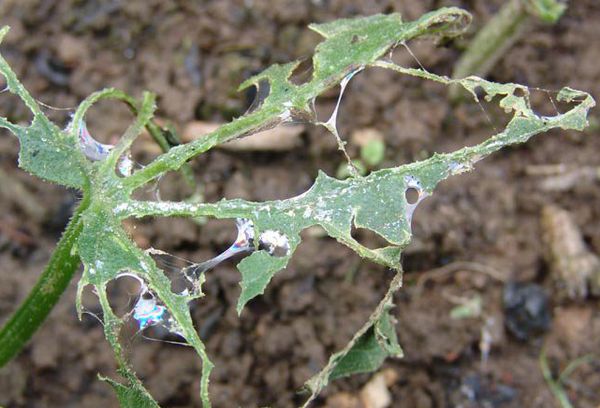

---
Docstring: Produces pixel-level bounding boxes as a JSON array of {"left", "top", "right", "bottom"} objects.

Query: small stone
[
  {"left": 503, "top": 281, "right": 551, "bottom": 341},
  {"left": 55, "top": 35, "right": 89, "bottom": 67},
  {"left": 360, "top": 371, "right": 394, "bottom": 408},
  {"left": 351, "top": 127, "right": 384, "bottom": 147},
  {"left": 326, "top": 392, "right": 361, "bottom": 408}
]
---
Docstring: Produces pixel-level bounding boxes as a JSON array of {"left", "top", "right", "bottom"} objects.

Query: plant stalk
[
  {"left": 0, "top": 192, "right": 90, "bottom": 367},
  {"left": 450, "top": 0, "right": 565, "bottom": 100}
]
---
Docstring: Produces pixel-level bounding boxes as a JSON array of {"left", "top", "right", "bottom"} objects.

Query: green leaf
[
  {"left": 529, "top": 0, "right": 567, "bottom": 23},
  {"left": 117, "top": 66, "right": 594, "bottom": 404},
  {"left": 237, "top": 251, "right": 288, "bottom": 314},
  {"left": 101, "top": 376, "right": 160, "bottom": 408},
  {"left": 10, "top": 116, "right": 87, "bottom": 188},
  {"left": 0, "top": 28, "right": 87, "bottom": 188},
  {"left": 126, "top": 7, "right": 472, "bottom": 189},
  {"left": 330, "top": 328, "right": 389, "bottom": 379},
  {"left": 302, "top": 272, "right": 403, "bottom": 407},
  {"left": 329, "top": 309, "right": 403, "bottom": 380}
]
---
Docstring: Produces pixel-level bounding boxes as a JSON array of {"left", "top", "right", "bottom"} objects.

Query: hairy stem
[
  {"left": 124, "top": 107, "right": 278, "bottom": 190},
  {"left": 0, "top": 192, "right": 90, "bottom": 366}
]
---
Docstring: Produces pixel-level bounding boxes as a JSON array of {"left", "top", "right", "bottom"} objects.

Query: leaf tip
[
  {"left": 0, "top": 26, "right": 9, "bottom": 44},
  {"left": 415, "top": 6, "right": 472, "bottom": 38}
]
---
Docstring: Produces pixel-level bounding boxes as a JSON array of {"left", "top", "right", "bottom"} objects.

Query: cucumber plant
[{"left": 0, "top": 7, "right": 594, "bottom": 407}]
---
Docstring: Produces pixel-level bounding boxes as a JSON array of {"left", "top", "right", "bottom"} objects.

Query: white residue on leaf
[
  {"left": 449, "top": 161, "right": 471, "bottom": 175},
  {"left": 279, "top": 109, "right": 292, "bottom": 122},
  {"left": 113, "top": 203, "right": 130, "bottom": 214},
  {"left": 486, "top": 139, "right": 503, "bottom": 150},
  {"left": 131, "top": 288, "right": 184, "bottom": 336},
  {"left": 259, "top": 229, "right": 290, "bottom": 257},
  {"left": 233, "top": 218, "right": 255, "bottom": 249},
  {"left": 133, "top": 291, "right": 167, "bottom": 330},
  {"left": 140, "top": 260, "right": 151, "bottom": 273},
  {"left": 313, "top": 208, "right": 333, "bottom": 223},
  {"left": 404, "top": 175, "right": 422, "bottom": 191},
  {"left": 117, "top": 154, "right": 134, "bottom": 176}
]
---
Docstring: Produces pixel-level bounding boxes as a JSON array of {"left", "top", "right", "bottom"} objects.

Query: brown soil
[{"left": 1, "top": 1, "right": 600, "bottom": 407}]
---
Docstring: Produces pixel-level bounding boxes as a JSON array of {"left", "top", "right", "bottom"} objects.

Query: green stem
[
  {"left": 70, "top": 88, "right": 196, "bottom": 188},
  {"left": 145, "top": 121, "right": 196, "bottom": 188},
  {"left": 450, "top": 0, "right": 566, "bottom": 101},
  {"left": 124, "top": 107, "right": 278, "bottom": 190},
  {"left": 453, "top": 0, "right": 529, "bottom": 79},
  {"left": 0, "top": 192, "right": 90, "bottom": 367}
]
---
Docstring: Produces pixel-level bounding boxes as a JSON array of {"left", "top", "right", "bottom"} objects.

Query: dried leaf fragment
[{"left": 541, "top": 205, "right": 600, "bottom": 300}]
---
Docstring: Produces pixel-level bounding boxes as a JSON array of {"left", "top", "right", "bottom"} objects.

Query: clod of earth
[{"left": 503, "top": 281, "right": 551, "bottom": 341}]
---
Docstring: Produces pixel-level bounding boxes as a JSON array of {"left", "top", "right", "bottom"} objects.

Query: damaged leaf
[
  {"left": 101, "top": 376, "right": 160, "bottom": 408},
  {"left": 0, "top": 6, "right": 595, "bottom": 408}
]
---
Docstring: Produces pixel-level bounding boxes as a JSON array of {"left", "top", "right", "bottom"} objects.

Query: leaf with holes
[{"left": 0, "top": 6, "right": 595, "bottom": 408}]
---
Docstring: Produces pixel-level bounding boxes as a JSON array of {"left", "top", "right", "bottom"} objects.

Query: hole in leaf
[
  {"left": 405, "top": 187, "right": 419, "bottom": 204},
  {"left": 0, "top": 68, "right": 75, "bottom": 124},
  {"left": 312, "top": 94, "right": 337, "bottom": 123},
  {"left": 528, "top": 87, "right": 568, "bottom": 117},
  {"left": 106, "top": 274, "right": 143, "bottom": 318},
  {"left": 245, "top": 79, "right": 271, "bottom": 114},
  {"left": 441, "top": 88, "right": 515, "bottom": 152},
  {"left": 130, "top": 169, "right": 196, "bottom": 203},
  {"left": 129, "top": 125, "right": 190, "bottom": 171},
  {"left": 148, "top": 248, "right": 200, "bottom": 295},
  {"left": 289, "top": 57, "right": 314, "bottom": 86},
  {"left": 127, "top": 343, "right": 194, "bottom": 405},
  {"left": 137, "top": 217, "right": 254, "bottom": 288},
  {"left": 350, "top": 224, "right": 389, "bottom": 250},
  {"left": 0, "top": 83, "right": 34, "bottom": 125},
  {"left": 78, "top": 284, "right": 105, "bottom": 329},
  {"left": 513, "top": 87, "right": 527, "bottom": 98},
  {"left": 79, "top": 98, "right": 131, "bottom": 146},
  {"left": 387, "top": 40, "right": 430, "bottom": 71}
]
